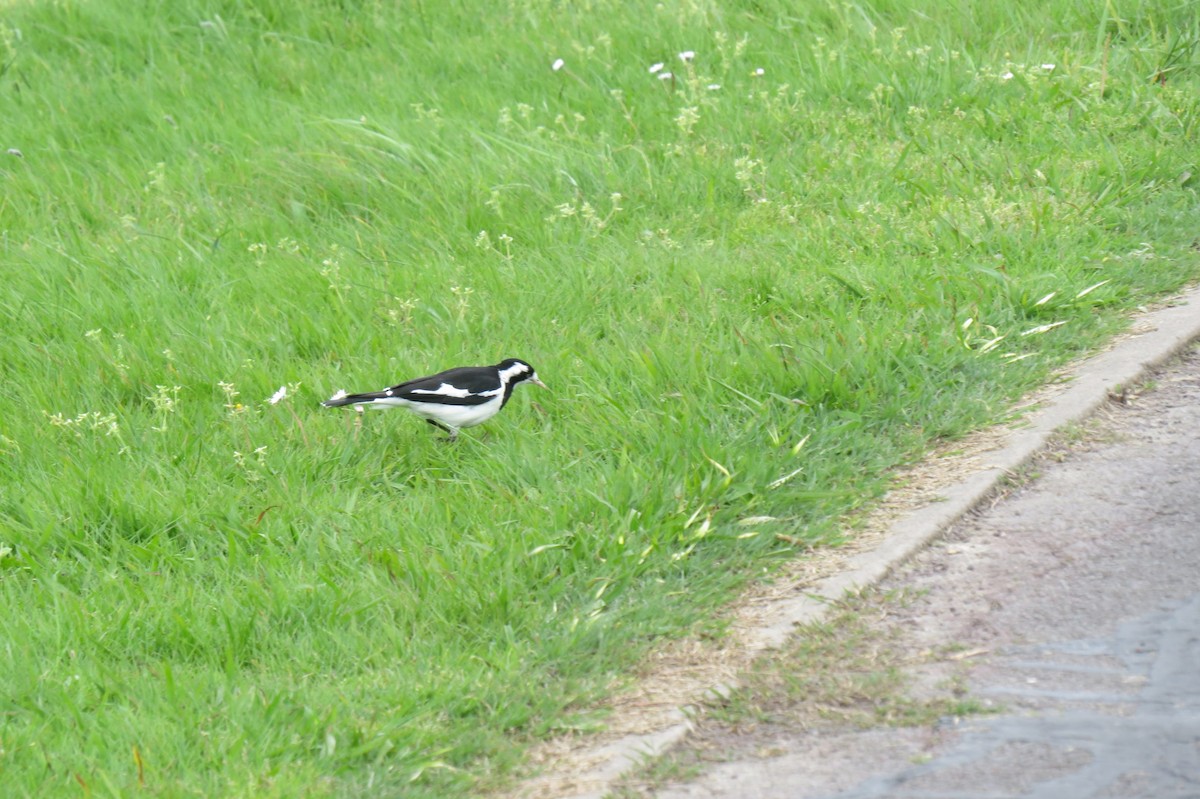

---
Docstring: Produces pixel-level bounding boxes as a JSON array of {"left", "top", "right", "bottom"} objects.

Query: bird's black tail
[{"left": 322, "top": 391, "right": 386, "bottom": 408}]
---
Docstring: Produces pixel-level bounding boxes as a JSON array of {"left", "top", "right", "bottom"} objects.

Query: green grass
[{"left": 1, "top": 0, "right": 1198, "bottom": 795}]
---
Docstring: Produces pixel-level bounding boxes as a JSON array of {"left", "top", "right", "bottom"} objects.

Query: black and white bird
[{"left": 322, "top": 358, "right": 546, "bottom": 439}]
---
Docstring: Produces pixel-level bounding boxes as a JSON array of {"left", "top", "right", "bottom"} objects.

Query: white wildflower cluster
[
  {"left": 496, "top": 102, "right": 563, "bottom": 139},
  {"left": 733, "top": 155, "right": 767, "bottom": 200},
  {"left": 247, "top": 237, "right": 303, "bottom": 265},
  {"left": 475, "top": 230, "right": 514, "bottom": 261},
  {"left": 46, "top": 410, "right": 121, "bottom": 438},
  {"left": 410, "top": 102, "right": 443, "bottom": 125},
  {"left": 544, "top": 193, "right": 623, "bottom": 236},
  {"left": 384, "top": 296, "right": 419, "bottom": 328},
  {"left": 84, "top": 328, "right": 130, "bottom": 379},
  {"left": 143, "top": 162, "right": 167, "bottom": 193},
  {"left": 232, "top": 446, "right": 269, "bottom": 482},
  {"left": 645, "top": 45, "right": 746, "bottom": 99},
  {"left": 450, "top": 285, "right": 474, "bottom": 320},
  {"left": 218, "top": 381, "right": 245, "bottom": 415},
  {"left": 45, "top": 409, "right": 128, "bottom": 455},
  {"left": 550, "top": 31, "right": 613, "bottom": 75},
  {"left": 638, "top": 228, "right": 681, "bottom": 250},
  {"left": 265, "top": 382, "right": 301, "bottom": 406},
  {"left": 990, "top": 62, "right": 1057, "bottom": 82},
  {"left": 147, "top": 384, "right": 182, "bottom": 433},
  {"left": 712, "top": 30, "right": 749, "bottom": 67},
  {"left": 675, "top": 105, "right": 701, "bottom": 136},
  {"left": 553, "top": 111, "right": 587, "bottom": 136},
  {"left": 319, "top": 244, "right": 351, "bottom": 297}
]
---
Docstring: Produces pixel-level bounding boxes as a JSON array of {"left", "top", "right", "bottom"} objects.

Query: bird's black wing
[{"left": 386, "top": 366, "right": 502, "bottom": 406}]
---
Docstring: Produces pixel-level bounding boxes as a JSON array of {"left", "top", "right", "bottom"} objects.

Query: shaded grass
[{"left": 0, "top": 0, "right": 1198, "bottom": 795}]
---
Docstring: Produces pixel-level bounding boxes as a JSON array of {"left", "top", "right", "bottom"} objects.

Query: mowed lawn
[{"left": 1, "top": 0, "right": 1197, "bottom": 795}]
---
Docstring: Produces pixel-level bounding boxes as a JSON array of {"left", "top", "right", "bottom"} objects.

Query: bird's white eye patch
[{"left": 498, "top": 361, "right": 531, "bottom": 382}]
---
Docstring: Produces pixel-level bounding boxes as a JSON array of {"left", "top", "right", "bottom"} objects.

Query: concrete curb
[{"left": 528, "top": 286, "right": 1200, "bottom": 799}]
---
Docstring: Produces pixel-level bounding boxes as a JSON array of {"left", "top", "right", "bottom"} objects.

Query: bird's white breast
[{"left": 364, "top": 394, "right": 504, "bottom": 429}]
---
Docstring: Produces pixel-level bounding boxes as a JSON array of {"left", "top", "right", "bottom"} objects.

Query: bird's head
[{"left": 498, "top": 358, "right": 547, "bottom": 389}]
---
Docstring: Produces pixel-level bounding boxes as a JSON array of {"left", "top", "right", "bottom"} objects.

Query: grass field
[{"left": 1, "top": 0, "right": 1197, "bottom": 795}]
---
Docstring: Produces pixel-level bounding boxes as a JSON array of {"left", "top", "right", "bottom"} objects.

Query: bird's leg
[{"left": 425, "top": 419, "right": 458, "bottom": 441}]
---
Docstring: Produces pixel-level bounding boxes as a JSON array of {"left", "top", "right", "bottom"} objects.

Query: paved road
[{"left": 652, "top": 344, "right": 1200, "bottom": 799}]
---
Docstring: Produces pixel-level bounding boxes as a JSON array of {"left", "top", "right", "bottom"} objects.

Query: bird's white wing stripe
[{"left": 409, "top": 382, "right": 502, "bottom": 399}]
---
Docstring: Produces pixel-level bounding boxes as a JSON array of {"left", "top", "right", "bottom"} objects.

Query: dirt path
[{"left": 631, "top": 343, "right": 1200, "bottom": 799}]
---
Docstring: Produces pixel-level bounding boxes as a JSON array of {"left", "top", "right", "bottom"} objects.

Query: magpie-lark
[{"left": 322, "top": 358, "right": 546, "bottom": 438}]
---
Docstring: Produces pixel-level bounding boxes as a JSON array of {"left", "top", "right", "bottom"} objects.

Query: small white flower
[
  {"left": 678, "top": 50, "right": 695, "bottom": 63},
  {"left": 268, "top": 386, "right": 287, "bottom": 405},
  {"left": 1000, "top": 71, "right": 1014, "bottom": 80},
  {"left": 648, "top": 62, "right": 664, "bottom": 73},
  {"left": 658, "top": 71, "right": 673, "bottom": 80},
  {"left": 1041, "top": 63, "right": 1055, "bottom": 70},
  {"left": 752, "top": 67, "right": 765, "bottom": 76},
  {"left": 706, "top": 83, "right": 721, "bottom": 90},
  {"left": 552, "top": 58, "right": 565, "bottom": 71}
]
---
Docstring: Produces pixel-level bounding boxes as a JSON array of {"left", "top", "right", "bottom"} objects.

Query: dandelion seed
[
  {"left": 658, "top": 71, "right": 673, "bottom": 81},
  {"left": 268, "top": 386, "right": 287, "bottom": 405},
  {"left": 678, "top": 50, "right": 695, "bottom": 63},
  {"left": 648, "top": 62, "right": 664, "bottom": 73},
  {"left": 551, "top": 58, "right": 564, "bottom": 71}
]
